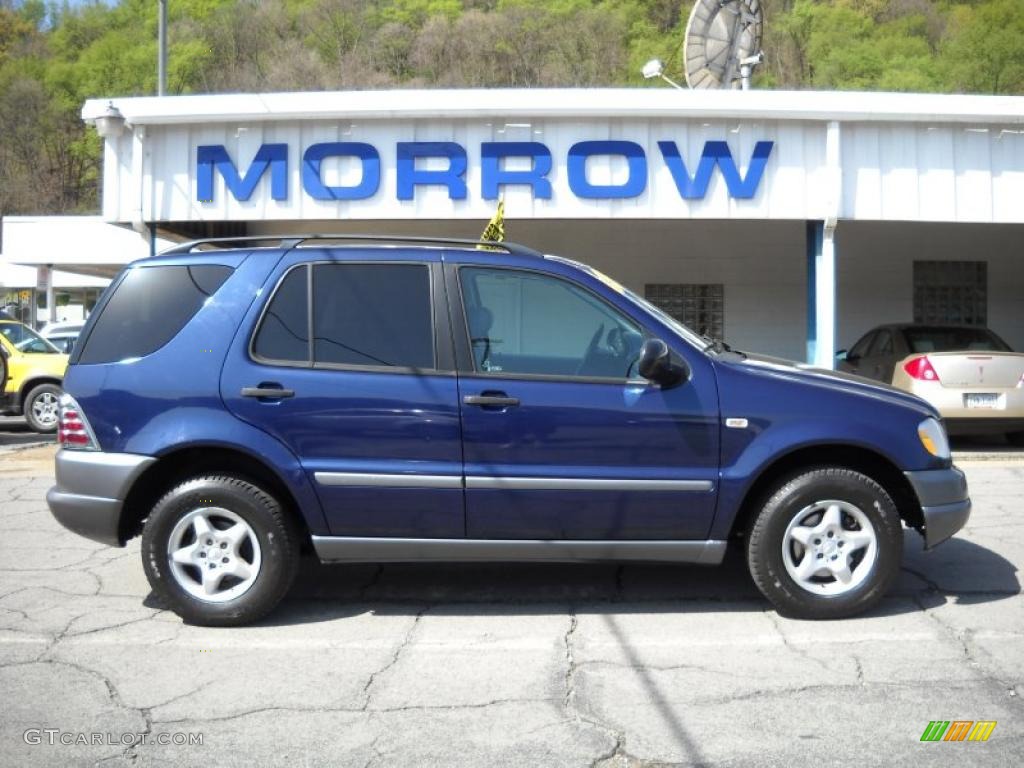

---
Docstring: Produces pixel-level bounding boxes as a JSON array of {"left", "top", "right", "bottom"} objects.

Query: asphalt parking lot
[
  {"left": 0, "top": 417, "right": 56, "bottom": 449},
  {"left": 1, "top": 443, "right": 1021, "bottom": 767}
]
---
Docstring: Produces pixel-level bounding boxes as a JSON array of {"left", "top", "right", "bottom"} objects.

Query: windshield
[
  {"left": 544, "top": 255, "right": 707, "bottom": 349},
  {"left": 904, "top": 327, "right": 1012, "bottom": 354},
  {"left": 0, "top": 323, "right": 61, "bottom": 354},
  {"left": 619, "top": 287, "right": 709, "bottom": 348}
]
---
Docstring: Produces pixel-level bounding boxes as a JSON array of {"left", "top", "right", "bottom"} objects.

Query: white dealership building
[{"left": 8, "top": 88, "right": 1024, "bottom": 365}]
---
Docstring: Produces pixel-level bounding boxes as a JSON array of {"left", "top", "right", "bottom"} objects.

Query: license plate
[{"left": 964, "top": 393, "right": 1001, "bottom": 409}]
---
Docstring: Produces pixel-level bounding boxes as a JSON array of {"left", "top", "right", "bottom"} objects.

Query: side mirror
[
  {"left": 638, "top": 338, "right": 688, "bottom": 387},
  {"left": 835, "top": 349, "right": 848, "bottom": 362}
]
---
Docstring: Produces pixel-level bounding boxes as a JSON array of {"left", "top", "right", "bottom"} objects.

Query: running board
[{"left": 310, "top": 536, "right": 728, "bottom": 565}]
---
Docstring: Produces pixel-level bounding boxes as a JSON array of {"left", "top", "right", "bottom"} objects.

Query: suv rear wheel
[
  {"left": 141, "top": 476, "right": 300, "bottom": 626},
  {"left": 746, "top": 468, "right": 903, "bottom": 619}
]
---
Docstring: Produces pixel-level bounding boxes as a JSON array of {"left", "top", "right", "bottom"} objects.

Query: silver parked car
[
  {"left": 838, "top": 324, "right": 1024, "bottom": 444},
  {"left": 41, "top": 322, "right": 84, "bottom": 354}
]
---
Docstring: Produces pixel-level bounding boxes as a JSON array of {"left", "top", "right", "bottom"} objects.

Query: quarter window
[
  {"left": 461, "top": 267, "right": 643, "bottom": 379},
  {"left": 77, "top": 264, "right": 233, "bottom": 364}
]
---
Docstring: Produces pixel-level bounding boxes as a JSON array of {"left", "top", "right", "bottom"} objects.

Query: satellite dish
[{"left": 684, "top": 0, "right": 764, "bottom": 90}]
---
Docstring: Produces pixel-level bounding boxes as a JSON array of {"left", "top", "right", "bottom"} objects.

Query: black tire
[
  {"left": 23, "top": 382, "right": 62, "bottom": 433},
  {"left": 746, "top": 468, "right": 903, "bottom": 620},
  {"left": 1006, "top": 431, "right": 1024, "bottom": 448},
  {"left": 141, "top": 476, "right": 300, "bottom": 626}
]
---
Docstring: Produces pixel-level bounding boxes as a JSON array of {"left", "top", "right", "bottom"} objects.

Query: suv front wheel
[
  {"left": 746, "top": 468, "right": 903, "bottom": 619},
  {"left": 141, "top": 476, "right": 300, "bottom": 626}
]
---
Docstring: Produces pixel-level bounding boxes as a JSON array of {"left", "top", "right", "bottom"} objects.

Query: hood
[{"left": 727, "top": 352, "right": 939, "bottom": 418}]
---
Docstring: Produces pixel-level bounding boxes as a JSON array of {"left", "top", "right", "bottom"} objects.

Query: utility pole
[{"left": 158, "top": 0, "right": 167, "bottom": 96}]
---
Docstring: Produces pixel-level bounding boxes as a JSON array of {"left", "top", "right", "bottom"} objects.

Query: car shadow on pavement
[
  {"left": 0, "top": 415, "right": 56, "bottom": 447},
  {"left": 891, "top": 532, "right": 1022, "bottom": 612},
  {"left": 237, "top": 531, "right": 1019, "bottom": 627}
]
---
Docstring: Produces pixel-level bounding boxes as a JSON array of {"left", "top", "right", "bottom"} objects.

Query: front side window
[
  {"left": 461, "top": 267, "right": 643, "bottom": 379},
  {"left": 0, "top": 323, "right": 60, "bottom": 354}
]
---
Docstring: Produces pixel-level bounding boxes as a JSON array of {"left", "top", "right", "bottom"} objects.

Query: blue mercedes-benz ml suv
[{"left": 47, "top": 236, "right": 970, "bottom": 626}]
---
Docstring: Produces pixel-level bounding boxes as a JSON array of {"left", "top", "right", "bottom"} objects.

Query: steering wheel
[
  {"left": 575, "top": 323, "right": 605, "bottom": 376},
  {"left": 607, "top": 326, "right": 626, "bottom": 357}
]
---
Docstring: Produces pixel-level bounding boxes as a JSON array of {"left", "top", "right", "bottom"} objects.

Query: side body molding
[{"left": 311, "top": 536, "right": 728, "bottom": 564}]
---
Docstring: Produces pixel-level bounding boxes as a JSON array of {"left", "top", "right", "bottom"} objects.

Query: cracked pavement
[{"left": 1, "top": 446, "right": 1022, "bottom": 767}]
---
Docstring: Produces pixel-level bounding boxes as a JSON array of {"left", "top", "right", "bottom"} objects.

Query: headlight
[{"left": 917, "top": 417, "right": 950, "bottom": 459}]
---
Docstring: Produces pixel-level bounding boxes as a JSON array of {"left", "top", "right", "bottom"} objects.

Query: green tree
[{"left": 941, "top": 0, "right": 1024, "bottom": 93}]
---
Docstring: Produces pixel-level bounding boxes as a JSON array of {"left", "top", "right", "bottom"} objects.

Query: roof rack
[{"left": 158, "top": 234, "right": 542, "bottom": 258}]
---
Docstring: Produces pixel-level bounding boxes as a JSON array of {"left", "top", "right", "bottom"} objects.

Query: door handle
[
  {"left": 241, "top": 385, "right": 295, "bottom": 399},
  {"left": 464, "top": 393, "right": 520, "bottom": 408}
]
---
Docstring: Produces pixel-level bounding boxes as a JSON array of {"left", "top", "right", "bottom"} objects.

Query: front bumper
[
  {"left": 904, "top": 466, "right": 971, "bottom": 549},
  {"left": 47, "top": 450, "right": 155, "bottom": 547}
]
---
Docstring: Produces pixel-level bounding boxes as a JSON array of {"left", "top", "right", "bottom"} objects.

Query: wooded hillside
[{"left": 2, "top": 0, "right": 1022, "bottom": 215}]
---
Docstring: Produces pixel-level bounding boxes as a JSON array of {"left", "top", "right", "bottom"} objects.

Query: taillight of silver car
[
  {"left": 57, "top": 394, "right": 99, "bottom": 451},
  {"left": 903, "top": 356, "right": 941, "bottom": 382}
]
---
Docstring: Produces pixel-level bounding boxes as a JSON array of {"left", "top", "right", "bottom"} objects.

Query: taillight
[
  {"left": 58, "top": 394, "right": 99, "bottom": 451},
  {"left": 903, "top": 356, "right": 941, "bottom": 382}
]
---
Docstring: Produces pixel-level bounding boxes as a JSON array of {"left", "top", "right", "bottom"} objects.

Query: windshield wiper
[{"left": 702, "top": 337, "right": 746, "bottom": 359}]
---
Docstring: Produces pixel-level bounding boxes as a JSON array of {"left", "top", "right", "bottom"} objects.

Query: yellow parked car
[{"left": 0, "top": 320, "right": 69, "bottom": 433}]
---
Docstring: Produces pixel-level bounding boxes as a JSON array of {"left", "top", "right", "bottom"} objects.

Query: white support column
[
  {"left": 812, "top": 121, "right": 842, "bottom": 370},
  {"left": 813, "top": 219, "right": 837, "bottom": 369},
  {"left": 38, "top": 265, "right": 55, "bottom": 326},
  {"left": 130, "top": 125, "right": 149, "bottom": 241}
]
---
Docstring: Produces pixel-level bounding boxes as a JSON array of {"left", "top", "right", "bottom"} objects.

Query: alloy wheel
[
  {"left": 781, "top": 499, "right": 878, "bottom": 596},
  {"left": 167, "top": 507, "right": 262, "bottom": 603},
  {"left": 31, "top": 391, "right": 59, "bottom": 428}
]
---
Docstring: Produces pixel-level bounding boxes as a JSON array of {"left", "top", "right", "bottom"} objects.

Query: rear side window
[
  {"left": 252, "top": 266, "right": 309, "bottom": 363},
  {"left": 312, "top": 264, "right": 433, "bottom": 369},
  {"left": 868, "top": 330, "right": 893, "bottom": 356},
  {"left": 848, "top": 332, "right": 874, "bottom": 360},
  {"left": 77, "top": 265, "right": 233, "bottom": 364}
]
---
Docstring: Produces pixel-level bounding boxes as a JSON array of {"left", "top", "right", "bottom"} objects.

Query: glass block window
[
  {"left": 913, "top": 261, "right": 987, "bottom": 326},
  {"left": 645, "top": 283, "right": 725, "bottom": 339}
]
